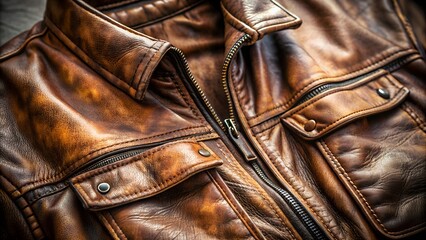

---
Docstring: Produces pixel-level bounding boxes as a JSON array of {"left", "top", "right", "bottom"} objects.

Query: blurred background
[{"left": 0, "top": 0, "right": 46, "bottom": 45}]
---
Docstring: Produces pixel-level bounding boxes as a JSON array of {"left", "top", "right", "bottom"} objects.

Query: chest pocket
[
  {"left": 70, "top": 141, "right": 257, "bottom": 239},
  {"left": 282, "top": 70, "right": 426, "bottom": 238}
]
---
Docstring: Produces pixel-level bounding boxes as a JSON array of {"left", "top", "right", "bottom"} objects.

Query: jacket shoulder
[{"left": 0, "top": 21, "right": 47, "bottom": 62}]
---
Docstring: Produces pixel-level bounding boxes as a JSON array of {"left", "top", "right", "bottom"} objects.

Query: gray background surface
[{"left": 0, "top": 0, "right": 46, "bottom": 45}]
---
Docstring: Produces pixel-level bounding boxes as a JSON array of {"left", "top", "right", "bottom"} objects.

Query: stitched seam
[
  {"left": 256, "top": 132, "right": 338, "bottom": 240},
  {"left": 130, "top": 0, "right": 207, "bottom": 29},
  {"left": 26, "top": 183, "right": 69, "bottom": 205},
  {"left": 45, "top": 1, "right": 166, "bottom": 94},
  {"left": 319, "top": 141, "right": 388, "bottom": 232},
  {"left": 0, "top": 27, "right": 48, "bottom": 61},
  {"left": 45, "top": 11, "right": 157, "bottom": 52},
  {"left": 257, "top": 122, "right": 280, "bottom": 135},
  {"left": 252, "top": 0, "right": 298, "bottom": 30},
  {"left": 249, "top": 49, "right": 414, "bottom": 122},
  {"left": 255, "top": 118, "right": 281, "bottom": 134},
  {"left": 220, "top": 3, "right": 256, "bottom": 34},
  {"left": 250, "top": 48, "right": 407, "bottom": 120},
  {"left": 0, "top": 176, "right": 44, "bottom": 239},
  {"left": 252, "top": 15, "right": 294, "bottom": 28},
  {"left": 208, "top": 171, "right": 262, "bottom": 240},
  {"left": 26, "top": 126, "right": 207, "bottom": 188},
  {"left": 25, "top": 212, "right": 43, "bottom": 235},
  {"left": 72, "top": 0, "right": 165, "bottom": 43},
  {"left": 97, "top": 213, "right": 120, "bottom": 240},
  {"left": 384, "top": 74, "right": 400, "bottom": 88},
  {"left": 401, "top": 104, "right": 426, "bottom": 132},
  {"left": 286, "top": 70, "right": 387, "bottom": 118},
  {"left": 215, "top": 142, "right": 296, "bottom": 239},
  {"left": 136, "top": 42, "right": 161, "bottom": 91},
  {"left": 289, "top": 87, "right": 405, "bottom": 136},
  {"left": 74, "top": 141, "right": 219, "bottom": 203},
  {"left": 73, "top": 140, "right": 197, "bottom": 182},
  {"left": 256, "top": 18, "right": 299, "bottom": 33},
  {"left": 77, "top": 162, "right": 211, "bottom": 204},
  {"left": 257, "top": 194, "right": 296, "bottom": 239},
  {"left": 20, "top": 125, "right": 209, "bottom": 189},
  {"left": 130, "top": 43, "right": 153, "bottom": 87},
  {"left": 43, "top": 16, "right": 138, "bottom": 93},
  {"left": 107, "top": 212, "right": 128, "bottom": 240},
  {"left": 24, "top": 212, "right": 44, "bottom": 237},
  {"left": 224, "top": 181, "right": 258, "bottom": 192},
  {"left": 0, "top": 175, "right": 21, "bottom": 197}
]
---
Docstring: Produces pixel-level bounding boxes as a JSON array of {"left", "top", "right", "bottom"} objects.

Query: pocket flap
[
  {"left": 282, "top": 71, "right": 409, "bottom": 140},
  {"left": 70, "top": 141, "right": 222, "bottom": 210}
]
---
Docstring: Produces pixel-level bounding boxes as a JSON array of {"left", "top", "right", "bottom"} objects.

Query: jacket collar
[
  {"left": 44, "top": 0, "right": 301, "bottom": 99},
  {"left": 221, "top": 0, "right": 301, "bottom": 45}
]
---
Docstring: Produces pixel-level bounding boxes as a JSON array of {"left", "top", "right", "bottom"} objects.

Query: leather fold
[
  {"left": 45, "top": 0, "right": 171, "bottom": 100},
  {"left": 70, "top": 141, "right": 223, "bottom": 210},
  {"left": 281, "top": 70, "right": 409, "bottom": 140},
  {"left": 221, "top": 0, "right": 302, "bottom": 44}
]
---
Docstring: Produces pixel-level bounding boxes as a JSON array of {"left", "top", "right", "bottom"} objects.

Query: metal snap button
[
  {"left": 198, "top": 148, "right": 211, "bottom": 157},
  {"left": 304, "top": 119, "right": 317, "bottom": 132},
  {"left": 376, "top": 88, "right": 390, "bottom": 99},
  {"left": 97, "top": 182, "right": 110, "bottom": 194}
]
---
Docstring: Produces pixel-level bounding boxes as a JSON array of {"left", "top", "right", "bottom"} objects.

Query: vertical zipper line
[
  {"left": 171, "top": 35, "right": 329, "bottom": 240},
  {"left": 252, "top": 162, "right": 328, "bottom": 240},
  {"left": 170, "top": 34, "right": 251, "bottom": 130},
  {"left": 170, "top": 47, "right": 225, "bottom": 130},
  {"left": 221, "top": 34, "right": 251, "bottom": 123}
]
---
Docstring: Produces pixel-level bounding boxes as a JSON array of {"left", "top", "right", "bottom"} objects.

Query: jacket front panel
[
  {"left": 227, "top": 1, "right": 426, "bottom": 239},
  {"left": 0, "top": 0, "right": 425, "bottom": 239}
]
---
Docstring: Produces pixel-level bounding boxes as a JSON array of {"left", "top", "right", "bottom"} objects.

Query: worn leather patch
[
  {"left": 282, "top": 71, "right": 409, "bottom": 140},
  {"left": 70, "top": 141, "right": 222, "bottom": 210}
]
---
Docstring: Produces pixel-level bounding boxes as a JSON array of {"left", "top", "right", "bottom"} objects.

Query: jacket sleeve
[{"left": 0, "top": 188, "right": 34, "bottom": 240}]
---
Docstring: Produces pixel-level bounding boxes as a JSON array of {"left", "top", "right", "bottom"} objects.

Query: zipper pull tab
[{"left": 224, "top": 119, "right": 257, "bottom": 162}]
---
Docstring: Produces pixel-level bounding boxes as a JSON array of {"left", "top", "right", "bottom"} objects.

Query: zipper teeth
[
  {"left": 221, "top": 34, "right": 251, "bottom": 123},
  {"left": 79, "top": 149, "right": 146, "bottom": 174},
  {"left": 171, "top": 47, "right": 225, "bottom": 130},
  {"left": 383, "top": 56, "right": 411, "bottom": 72},
  {"left": 295, "top": 55, "right": 413, "bottom": 106},
  {"left": 295, "top": 71, "right": 376, "bottom": 106},
  {"left": 221, "top": 34, "right": 327, "bottom": 239},
  {"left": 252, "top": 162, "right": 327, "bottom": 240}
]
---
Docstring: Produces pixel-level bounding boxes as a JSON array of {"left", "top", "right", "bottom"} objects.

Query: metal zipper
[
  {"left": 171, "top": 37, "right": 258, "bottom": 163},
  {"left": 170, "top": 34, "right": 251, "bottom": 131},
  {"left": 252, "top": 162, "right": 327, "bottom": 240},
  {"left": 174, "top": 34, "right": 327, "bottom": 239},
  {"left": 220, "top": 35, "right": 260, "bottom": 163},
  {"left": 72, "top": 146, "right": 151, "bottom": 176},
  {"left": 221, "top": 34, "right": 252, "bottom": 124},
  {"left": 171, "top": 33, "right": 329, "bottom": 239},
  {"left": 71, "top": 38, "right": 257, "bottom": 176},
  {"left": 72, "top": 130, "right": 214, "bottom": 176},
  {"left": 72, "top": 136, "right": 191, "bottom": 176},
  {"left": 294, "top": 56, "right": 414, "bottom": 106},
  {"left": 220, "top": 35, "right": 326, "bottom": 239},
  {"left": 171, "top": 47, "right": 225, "bottom": 130},
  {"left": 78, "top": 148, "right": 147, "bottom": 174}
]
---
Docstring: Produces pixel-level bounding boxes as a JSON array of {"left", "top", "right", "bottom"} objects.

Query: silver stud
[
  {"left": 376, "top": 88, "right": 390, "bottom": 99},
  {"left": 97, "top": 182, "right": 110, "bottom": 194},
  {"left": 198, "top": 148, "right": 211, "bottom": 157}
]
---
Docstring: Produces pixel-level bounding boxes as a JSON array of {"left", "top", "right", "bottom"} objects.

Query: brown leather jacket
[{"left": 1, "top": 0, "right": 425, "bottom": 239}]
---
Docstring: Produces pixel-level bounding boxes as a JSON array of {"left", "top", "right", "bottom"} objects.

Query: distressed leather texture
[{"left": 0, "top": 0, "right": 425, "bottom": 239}]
